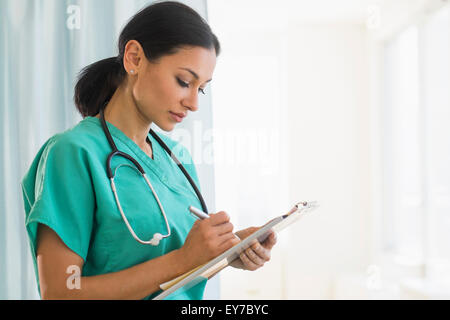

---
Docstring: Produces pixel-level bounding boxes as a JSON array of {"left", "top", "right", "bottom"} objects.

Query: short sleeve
[{"left": 22, "top": 136, "right": 96, "bottom": 262}]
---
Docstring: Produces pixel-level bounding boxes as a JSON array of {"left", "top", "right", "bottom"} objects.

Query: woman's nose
[{"left": 182, "top": 91, "right": 199, "bottom": 112}]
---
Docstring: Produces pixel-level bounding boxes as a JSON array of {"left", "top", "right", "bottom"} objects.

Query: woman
[{"left": 21, "top": 1, "right": 277, "bottom": 300}]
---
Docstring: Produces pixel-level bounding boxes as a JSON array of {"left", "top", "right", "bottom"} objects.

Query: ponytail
[{"left": 74, "top": 56, "right": 125, "bottom": 118}]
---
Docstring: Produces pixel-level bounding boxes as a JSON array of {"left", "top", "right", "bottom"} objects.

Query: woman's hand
[
  {"left": 180, "top": 211, "right": 240, "bottom": 270},
  {"left": 230, "top": 227, "right": 277, "bottom": 271}
]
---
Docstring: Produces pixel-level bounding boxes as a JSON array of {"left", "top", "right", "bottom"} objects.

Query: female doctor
[{"left": 21, "top": 1, "right": 277, "bottom": 300}]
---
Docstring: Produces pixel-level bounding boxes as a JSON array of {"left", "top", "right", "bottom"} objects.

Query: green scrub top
[{"left": 21, "top": 116, "right": 207, "bottom": 300}]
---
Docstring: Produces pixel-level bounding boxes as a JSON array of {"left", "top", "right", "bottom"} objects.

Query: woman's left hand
[{"left": 230, "top": 227, "right": 277, "bottom": 271}]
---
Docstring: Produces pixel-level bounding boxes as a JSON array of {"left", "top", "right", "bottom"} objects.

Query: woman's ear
[{"left": 123, "top": 40, "right": 143, "bottom": 74}]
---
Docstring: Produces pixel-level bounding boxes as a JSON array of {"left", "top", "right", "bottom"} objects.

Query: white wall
[
  {"left": 207, "top": 0, "right": 449, "bottom": 300},
  {"left": 285, "top": 24, "right": 372, "bottom": 299},
  {"left": 207, "top": 11, "right": 291, "bottom": 300},
  {"left": 208, "top": 0, "right": 373, "bottom": 298}
]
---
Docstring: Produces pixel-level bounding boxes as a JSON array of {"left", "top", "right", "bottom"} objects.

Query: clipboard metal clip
[
  {"left": 296, "top": 201, "right": 319, "bottom": 208},
  {"left": 294, "top": 201, "right": 319, "bottom": 215},
  {"left": 284, "top": 201, "right": 318, "bottom": 217}
]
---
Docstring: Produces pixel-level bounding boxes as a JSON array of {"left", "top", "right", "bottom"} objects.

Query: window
[
  {"left": 381, "top": 5, "right": 450, "bottom": 282},
  {"left": 422, "top": 5, "right": 450, "bottom": 282},
  {"left": 382, "top": 25, "right": 423, "bottom": 261}
]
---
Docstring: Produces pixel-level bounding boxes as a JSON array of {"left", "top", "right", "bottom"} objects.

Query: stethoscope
[{"left": 99, "top": 108, "right": 208, "bottom": 246}]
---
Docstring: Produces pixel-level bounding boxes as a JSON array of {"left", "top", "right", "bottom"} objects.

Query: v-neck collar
[{"left": 83, "top": 116, "right": 200, "bottom": 197}]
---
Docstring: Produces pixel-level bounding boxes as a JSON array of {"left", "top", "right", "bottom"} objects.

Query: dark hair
[{"left": 74, "top": 1, "right": 220, "bottom": 118}]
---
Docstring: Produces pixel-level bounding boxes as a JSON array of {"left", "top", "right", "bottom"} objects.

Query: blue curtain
[{"left": 0, "top": 0, "right": 217, "bottom": 299}]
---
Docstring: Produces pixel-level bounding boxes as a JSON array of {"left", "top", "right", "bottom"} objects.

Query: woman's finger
[
  {"left": 251, "top": 242, "right": 271, "bottom": 262},
  {"left": 239, "top": 251, "right": 259, "bottom": 271},
  {"left": 244, "top": 247, "right": 265, "bottom": 266},
  {"left": 218, "top": 232, "right": 240, "bottom": 249},
  {"left": 261, "top": 231, "right": 277, "bottom": 250},
  {"left": 214, "top": 221, "right": 234, "bottom": 236}
]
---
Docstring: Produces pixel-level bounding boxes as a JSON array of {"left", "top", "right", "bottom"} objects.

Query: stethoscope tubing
[{"left": 99, "top": 108, "right": 208, "bottom": 245}]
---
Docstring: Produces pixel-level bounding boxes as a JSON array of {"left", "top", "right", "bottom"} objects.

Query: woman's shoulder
[
  {"left": 45, "top": 117, "right": 106, "bottom": 151},
  {"left": 28, "top": 118, "right": 106, "bottom": 170},
  {"left": 22, "top": 118, "right": 103, "bottom": 197}
]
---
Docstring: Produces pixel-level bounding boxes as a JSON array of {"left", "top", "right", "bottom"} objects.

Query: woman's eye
[
  {"left": 177, "top": 78, "right": 206, "bottom": 95},
  {"left": 177, "top": 78, "right": 189, "bottom": 88}
]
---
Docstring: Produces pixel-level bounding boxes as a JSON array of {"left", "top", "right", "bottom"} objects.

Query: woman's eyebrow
[{"left": 179, "top": 67, "right": 212, "bottom": 83}]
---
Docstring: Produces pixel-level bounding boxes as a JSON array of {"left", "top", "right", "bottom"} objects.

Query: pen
[
  {"left": 189, "top": 206, "right": 210, "bottom": 219},
  {"left": 189, "top": 206, "right": 241, "bottom": 241}
]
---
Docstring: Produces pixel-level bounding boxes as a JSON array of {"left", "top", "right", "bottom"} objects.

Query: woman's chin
[{"left": 155, "top": 121, "right": 176, "bottom": 132}]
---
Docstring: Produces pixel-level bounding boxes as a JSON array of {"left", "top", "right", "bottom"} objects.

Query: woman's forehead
[{"left": 161, "top": 46, "right": 216, "bottom": 79}]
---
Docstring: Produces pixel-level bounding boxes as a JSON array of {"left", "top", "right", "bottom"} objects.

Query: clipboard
[{"left": 153, "top": 201, "right": 319, "bottom": 300}]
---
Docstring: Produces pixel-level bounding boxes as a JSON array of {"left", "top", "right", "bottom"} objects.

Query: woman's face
[{"left": 127, "top": 43, "right": 217, "bottom": 132}]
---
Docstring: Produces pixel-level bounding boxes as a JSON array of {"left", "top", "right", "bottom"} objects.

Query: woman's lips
[{"left": 169, "top": 111, "right": 185, "bottom": 123}]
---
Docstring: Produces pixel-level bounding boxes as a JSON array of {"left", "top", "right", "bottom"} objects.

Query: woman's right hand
[{"left": 179, "top": 211, "right": 240, "bottom": 268}]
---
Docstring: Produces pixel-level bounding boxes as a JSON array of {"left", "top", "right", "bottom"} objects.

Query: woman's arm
[
  {"left": 37, "top": 211, "right": 238, "bottom": 300},
  {"left": 37, "top": 224, "right": 188, "bottom": 299}
]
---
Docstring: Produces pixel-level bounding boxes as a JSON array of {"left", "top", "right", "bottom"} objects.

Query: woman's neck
[{"left": 96, "top": 85, "right": 153, "bottom": 157}]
